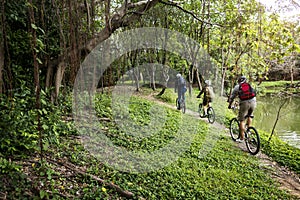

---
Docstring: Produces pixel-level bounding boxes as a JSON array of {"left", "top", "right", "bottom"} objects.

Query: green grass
[
  {"left": 258, "top": 80, "right": 300, "bottom": 95},
  {"left": 258, "top": 130, "right": 300, "bottom": 175},
  {"left": 89, "top": 89, "right": 296, "bottom": 199},
  {"left": 1, "top": 86, "right": 299, "bottom": 199}
]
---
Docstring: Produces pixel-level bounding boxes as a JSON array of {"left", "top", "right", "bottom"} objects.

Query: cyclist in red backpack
[{"left": 228, "top": 76, "right": 257, "bottom": 142}]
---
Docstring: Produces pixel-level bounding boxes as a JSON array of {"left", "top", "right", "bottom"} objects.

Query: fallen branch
[{"left": 46, "top": 157, "right": 136, "bottom": 199}]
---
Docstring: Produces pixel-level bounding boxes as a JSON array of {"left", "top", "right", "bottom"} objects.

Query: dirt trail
[{"left": 144, "top": 94, "right": 300, "bottom": 199}]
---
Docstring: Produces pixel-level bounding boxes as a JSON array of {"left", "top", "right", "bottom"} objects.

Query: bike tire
[
  {"left": 245, "top": 127, "right": 260, "bottom": 155},
  {"left": 229, "top": 118, "right": 240, "bottom": 141},
  {"left": 207, "top": 107, "right": 215, "bottom": 124},
  {"left": 176, "top": 98, "right": 179, "bottom": 108},
  {"left": 182, "top": 100, "right": 186, "bottom": 114},
  {"left": 198, "top": 103, "right": 205, "bottom": 118}
]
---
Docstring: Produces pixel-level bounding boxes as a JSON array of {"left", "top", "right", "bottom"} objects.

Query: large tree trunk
[{"left": 47, "top": 0, "right": 160, "bottom": 101}]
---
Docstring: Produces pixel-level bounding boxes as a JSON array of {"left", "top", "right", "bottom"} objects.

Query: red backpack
[{"left": 239, "top": 82, "right": 256, "bottom": 100}]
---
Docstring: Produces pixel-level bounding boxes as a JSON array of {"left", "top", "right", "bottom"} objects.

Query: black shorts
[{"left": 203, "top": 98, "right": 212, "bottom": 106}]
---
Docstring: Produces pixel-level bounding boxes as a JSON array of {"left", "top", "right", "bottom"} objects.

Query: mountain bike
[
  {"left": 198, "top": 103, "right": 215, "bottom": 124},
  {"left": 229, "top": 112, "right": 260, "bottom": 155},
  {"left": 176, "top": 96, "right": 186, "bottom": 114}
]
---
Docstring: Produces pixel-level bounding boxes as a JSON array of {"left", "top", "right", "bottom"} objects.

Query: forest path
[{"left": 142, "top": 93, "right": 300, "bottom": 199}]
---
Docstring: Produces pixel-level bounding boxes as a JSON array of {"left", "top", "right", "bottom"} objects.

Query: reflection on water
[
  {"left": 254, "top": 96, "right": 300, "bottom": 149},
  {"left": 279, "top": 131, "right": 300, "bottom": 148}
]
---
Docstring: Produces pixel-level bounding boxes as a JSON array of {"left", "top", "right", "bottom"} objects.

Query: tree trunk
[
  {"left": 1, "top": 0, "right": 12, "bottom": 95},
  {"left": 55, "top": 62, "right": 66, "bottom": 102},
  {"left": 206, "top": 0, "right": 210, "bottom": 54},
  {"left": 28, "top": 0, "right": 43, "bottom": 159},
  {"left": 133, "top": 67, "right": 140, "bottom": 91},
  {"left": 0, "top": 0, "right": 5, "bottom": 94},
  {"left": 0, "top": 35, "right": 3, "bottom": 95},
  {"left": 195, "top": 67, "right": 202, "bottom": 91},
  {"left": 268, "top": 98, "right": 288, "bottom": 142}
]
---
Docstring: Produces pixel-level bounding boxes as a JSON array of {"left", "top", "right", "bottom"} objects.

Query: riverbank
[{"left": 257, "top": 80, "right": 300, "bottom": 96}]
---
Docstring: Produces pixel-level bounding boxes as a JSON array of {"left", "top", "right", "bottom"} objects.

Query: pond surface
[{"left": 254, "top": 96, "right": 300, "bottom": 149}]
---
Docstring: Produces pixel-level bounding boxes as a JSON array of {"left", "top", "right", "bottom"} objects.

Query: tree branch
[
  {"left": 46, "top": 157, "right": 137, "bottom": 199},
  {"left": 158, "top": 0, "right": 224, "bottom": 27},
  {"left": 85, "top": 0, "right": 160, "bottom": 52},
  {"left": 268, "top": 97, "right": 288, "bottom": 142}
]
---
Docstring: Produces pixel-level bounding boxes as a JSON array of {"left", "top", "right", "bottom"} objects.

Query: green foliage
[
  {"left": 259, "top": 130, "right": 300, "bottom": 175},
  {"left": 94, "top": 93, "right": 113, "bottom": 119},
  {"left": 1, "top": 91, "right": 298, "bottom": 199},
  {"left": 155, "top": 88, "right": 175, "bottom": 103},
  {"left": 0, "top": 87, "right": 38, "bottom": 155},
  {"left": 257, "top": 81, "right": 300, "bottom": 95},
  {"left": 0, "top": 156, "right": 21, "bottom": 174},
  {"left": 0, "top": 86, "right": 75, "bottom": 156}
]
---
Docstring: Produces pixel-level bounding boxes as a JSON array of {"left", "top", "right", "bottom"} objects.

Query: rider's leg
[
  {"left": 239, "top": 120, "right": 245, "bottom": 140},
  {"left": 247, "top": 117, "right": 252, "bottom": 127},
  {"left": 247, "top": 100, "right": 256, "bottom": 127},
  {"left": 203, "top": 98, "right": 208, "bottom": 115},
  {"left": 238, "top": 101, "right": 248, "bottom": 140},
  {"left": 177, "top": 90, "right": 182, "bottom": 109}
]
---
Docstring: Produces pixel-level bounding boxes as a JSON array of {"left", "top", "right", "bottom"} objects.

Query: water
[{"left": 254, "top": 96, "right": 300, "bottom": 149}]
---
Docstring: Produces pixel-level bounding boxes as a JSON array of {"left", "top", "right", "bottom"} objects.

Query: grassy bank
[{"left": 257, "top": 80, "right": 300, "bottom": 95}]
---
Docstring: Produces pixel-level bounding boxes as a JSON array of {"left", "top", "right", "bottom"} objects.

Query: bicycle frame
[
  {"left": 229, "top": 114, "right": 260, "bottom": 155},
  {"left": 198, "top": 103, "right": 215, "bottom": 124}
]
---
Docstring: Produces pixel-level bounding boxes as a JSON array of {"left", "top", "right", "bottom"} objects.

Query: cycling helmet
[
  {"left": 176, "top": 73, "right": 181, "bottom": 78},
  {"left": 238, "top": 76, "right": 246, "bottom": 83},
  {"left": 205, "top": 80, "right": 211, "bottom": 86}
]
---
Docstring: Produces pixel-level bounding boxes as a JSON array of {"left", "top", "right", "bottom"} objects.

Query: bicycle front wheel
[
  {"left": 181, "top": 99, "right": 186, "bottom": 114},
  {"left": 229, "top": 118, "right": 240, "bottom": 141},
  {"left": 245, "top": 127, "right": 260, "bottom": 155},
  {"left": 198, "top": 103, "right": 205, "bottom": 118},
  {"left": 207, "top": 107, "right": 215, "bottom": 124}
]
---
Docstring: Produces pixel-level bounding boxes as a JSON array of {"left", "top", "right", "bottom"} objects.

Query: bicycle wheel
[
  {"left": 198, "top": 103, "right": 205, "bottom": 118},
  {"left": 245, "top": 127, "right": 260, "bottom": 155},
  {"left": 176, "top": 98, "right": 178, "bottom": 108},
  {"left": 229, "top": 118, "right": 240, "bottom": 141},
  {"left": 207, "top": 107, "right": 215, "bottom": 124},
  {"left": 181, "top": 99, "right": 186, "bottom": 114}
]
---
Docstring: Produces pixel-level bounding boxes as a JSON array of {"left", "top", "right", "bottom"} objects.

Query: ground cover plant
[{"left": 0, "top": 87, "right": 299, "bottom": 199}]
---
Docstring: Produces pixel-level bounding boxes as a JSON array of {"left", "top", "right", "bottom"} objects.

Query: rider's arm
[
  {"left": 197, "top": 87, "right": 205, "bottom": 98},
  {"left": 228, "top": 85, "right": 239, "bottom": 107}
]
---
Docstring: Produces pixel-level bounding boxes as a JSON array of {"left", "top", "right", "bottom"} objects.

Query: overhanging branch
[{"left": 158, "top": 0, "right": 224, "bottom": 27}]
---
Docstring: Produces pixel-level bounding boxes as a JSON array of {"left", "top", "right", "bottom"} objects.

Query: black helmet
[{"left": 238, "top": 76, "right": 246, "bottom": 83}]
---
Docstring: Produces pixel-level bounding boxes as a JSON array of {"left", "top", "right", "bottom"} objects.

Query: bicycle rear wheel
[
  {"left": 176, "top": 98, "right": 178, "bottom": 108},
  {"left": 207, "top": 107, "right": 215, "bottom": 124},
  {"left": 245, "top": 127, "right": 260, "bottom": 155},
  {"left": 229, "top": 118, "right": 240, "bottom": 141}
]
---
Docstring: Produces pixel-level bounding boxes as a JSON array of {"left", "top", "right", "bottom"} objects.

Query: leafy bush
[
  {"left": 155, "top": 88, "right": 175, "bottom": 103},
  {"left": 0, "top": 87, "right": 75, "bottom": 156},
  {"left": 0, "top": 88, "right": 38, "bottom": 155}
]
